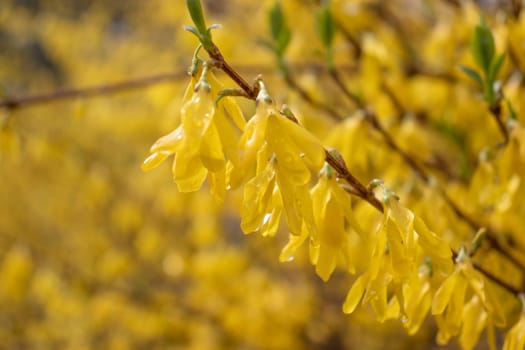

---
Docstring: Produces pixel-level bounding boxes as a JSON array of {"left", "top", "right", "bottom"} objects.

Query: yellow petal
[
  {"left": 234, "top": 105, "right": 270, "bottom": 185},
  {"left": 343, "top": 275, "right": 365, "bottom": 314},
  {"left": 460, "top": 296, "right": 487, "bottom": 350},
  {"left": 279, "top": 230, "right": 307, "bottom": 262},
  {"left": 315, "top": 244, "right": 337, "bottom": 282},
  {"left": 173, "top": 149, "right": 207, "bottom": 192},
  {"left": 181, "top": 89, "right": 215, "bottom": 144},
  {"left": 240, "top": 162, "right": 276, "bottom": 234},
  {"left": 200, "top": 122, "right": 225, "bottom": 172},
  {"left": 149, "top": 125, "right": 184, "bottom": 153},
  {"left": 442, "top": 272, "right": 468, "bottom": 335},
  {"left": 214, "top": 106, "right": 242, "bottom": 166},
  {"left": 141, "top": 151, "right": 171, "bottom": 171},
  {"left": 414, "top": 217, "right": 453, "bottom": 269},
  {"left": 208, "top": 168, "right": 226, "bottom": 204},
  {"left": 221, "top": 96, "right": 246, "bottom": 130},
  {"left": 277, "top": 174, "right": 315, "bottom": 236},
  {"left": 260, "top": 203, "right": 282, "bottom": 237},
  {"left": 432, "top": 268, "right": 459, "bottom": 315},
  {"left": 268, "top": 113, "right": 325, "bottom": 170}
]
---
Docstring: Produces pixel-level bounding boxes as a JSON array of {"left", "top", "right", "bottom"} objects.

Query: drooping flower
[
  {"left": 308, "top": 166, "right": 357, "bottom": 281},
  {"left": 142, "top": 66, "right": 245, "bottom": 202},
  {"left": 342, "top": 193, "right": 455, "bottom": 327},
  {"left": 432, "top": 252, "right": 506, "bottom": 346},
  {"left": 235, "top": 82, "right": 325, "bottom": 239}
]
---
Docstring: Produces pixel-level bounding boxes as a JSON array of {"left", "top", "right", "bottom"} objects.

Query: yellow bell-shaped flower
[{"left": 142, "top": 67, "right": 246, "bottom": 201}]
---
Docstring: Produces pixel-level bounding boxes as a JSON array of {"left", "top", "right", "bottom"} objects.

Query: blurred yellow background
[{"left": 2, "top": 0, "right": 522, "bottom": 349}]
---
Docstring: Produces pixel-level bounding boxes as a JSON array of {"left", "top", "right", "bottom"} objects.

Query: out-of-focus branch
[
  {"left": 0, "top": 63, "right": 357, "bottom": 111},
  {"left": 0, "top": 72, "right": 188, "bottom": 110}
]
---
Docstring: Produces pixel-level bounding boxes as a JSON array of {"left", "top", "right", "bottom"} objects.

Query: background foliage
[{"left": 1, "top": 0, "right": 525, "bottom": 349}]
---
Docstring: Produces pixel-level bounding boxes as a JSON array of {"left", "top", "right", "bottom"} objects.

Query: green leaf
[
  {"left": 276, "top": 29, "right": 291, "bottom": 56},
  {"left": 488, "top": 53, "right": 505, "bottom": 84},
  {"left": 186, "top": 0, "right": 207, "bottom": 35},
  {"left": 459, "top": 65, "right": 483, "bottom": 88},
  {"left": 270, "top": 2, "right": 284, "bottom": 41},
  {"left": 316, "top": 4, "right": 336, "bottom": 50},
  {"left": 471, "top": 18, "right": 495, "bottom": 73},
  {"left": 269, "top": 1, "right": 291, "bottom": 56}
]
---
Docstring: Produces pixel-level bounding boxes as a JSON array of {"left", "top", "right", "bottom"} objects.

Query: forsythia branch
[{"left": 191, "top": 15, "right": 523, "bottom": 297}]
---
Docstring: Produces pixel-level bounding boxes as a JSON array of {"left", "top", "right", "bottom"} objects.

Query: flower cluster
[
  {"left": 142, "top": 65, "right": 245, "bottom": 203},
  {"left": 143, "top": 57, "right": 525, "bottom": 347}
]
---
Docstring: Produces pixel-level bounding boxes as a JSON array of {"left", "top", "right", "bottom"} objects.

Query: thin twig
[
  {"left": 333, "top": 20, "right": 362, "bottom": 60},
  {"left": 283, "top": 73, "right": 343, "bottom": 121},
  {"left": 0, "top": 72, "right": 188, "bottom": 110},
  {"left": 325, "top": 150, "right": 384, "bottom": 213},
  {"left": 489, "top": 104, "right": 509, "bottom": 144}
]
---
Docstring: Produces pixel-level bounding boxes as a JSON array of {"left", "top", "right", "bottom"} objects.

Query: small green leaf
[
  {"left": 488, "top": 53, "right": 505, "bottom": 84},
  {"left": 269, "top": 2, "right": 291, "bottom": 57},
  {"left": 459, "top": 65, "right": 483, "bottom": 87},
  {"left": 316, "top": 4, "right": 336, "bottom": 50},
  {"left": 270, "top": 2, "right": 285, "bottom": 41},
  {"left": 471, "top": 18, "right": 495, "bottom": 73},
  {"left": 277, "top": 29, "right": 291, "bottom": 56}
]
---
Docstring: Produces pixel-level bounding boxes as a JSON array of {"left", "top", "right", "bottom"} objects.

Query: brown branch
[
  {"left": 364, "top": 110, "right": 430, "bottom": 183},
  {"left": 489, "top": 104, "right": 510, "bottom": 145},
  {"left": 381, "top": 82, "right": 405, "bottom": 117},
  {"left": 510, "top": 0, "right": 522, "bottom": 19},
  {"left": 334, "top": 19, "right": 362, "bottom": 60},
  {"left": 207, "top": 46, "right": 258, "bottom": 99},
  {"left": 329, "top": 70, "right": 363, "bottom": 108},
  {"left": 0, "top": 72, "right": 189, "bottom": 110},
  {"left": 325, "top": 150, "right": 384, "bottom": 213},
  {"left": 283, "top": 73, "right": 343, "bottom": 121}
]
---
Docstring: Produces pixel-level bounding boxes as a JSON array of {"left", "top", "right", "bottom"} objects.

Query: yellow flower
[
  {"left": 342, "top": 219, "right": 396, "bottom": 321},
  {"left": 142, "top": 68, "right": 245, "bottom": 202},
  {"left": 432, "top": 256, "right": 505, "bottom": 346},
  {"left": 342, "top": 263, "right": 400, "bottom": 323},
  {"left": 309, "top": 169, "right": 356, "bottom": 281},
  {"left": 240, "top": 142, "right": 316, "bottom": 239},
  {"left": 343, "top": 195, "right": 455, "bottom": 327},
  {"left": 232, "top": 97, "right": 325, "bottom": 188},
  {"left": 235, "top": 89, "right": 325, "bottom": 239},
  {"left": 402, "top": 267, "right": 432, "bottom": 335},
  {"left": 503, "top": 310, "right": 525, "bottom": 350},
  {"left": 240, "top": 146, "right": 282, "bottom": 237}
]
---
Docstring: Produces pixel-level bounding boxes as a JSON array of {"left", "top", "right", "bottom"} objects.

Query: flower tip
[{"left": 141, "top": 152, "right": 169, "bottom": 172}]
